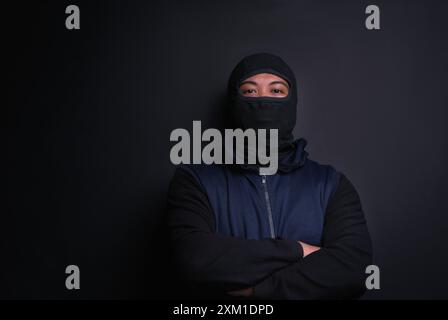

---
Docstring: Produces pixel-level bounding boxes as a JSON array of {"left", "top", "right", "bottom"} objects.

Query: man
[{"left": 167, "top": 53, "right": 372, "bottom": 299}]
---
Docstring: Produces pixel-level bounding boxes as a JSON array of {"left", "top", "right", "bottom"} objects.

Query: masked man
[{"left": 167, "top": 53, "right": 373, "bottom": 299}]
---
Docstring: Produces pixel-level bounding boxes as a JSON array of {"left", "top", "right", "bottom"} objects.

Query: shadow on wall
[{"left": 155, "top": 92, "right": 231, "bottom": 299}]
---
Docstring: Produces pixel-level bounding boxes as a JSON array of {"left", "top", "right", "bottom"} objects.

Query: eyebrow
[
  {"left": 239, "top": 80, "right": 257, "bottom": 87},
  {"left": 270, "top": 81, "right": 289, "bottom": 88},
  {"left": 239, "top": 80, "right": 289, "bottom": 88}
]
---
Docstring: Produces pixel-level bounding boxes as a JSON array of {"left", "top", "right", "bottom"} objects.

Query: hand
[
  {"left": 298, "top": 241, "right": 321, "bottom": 258},
  {"left": 227, "top": 287, "right": 254, "bottom": 297}
]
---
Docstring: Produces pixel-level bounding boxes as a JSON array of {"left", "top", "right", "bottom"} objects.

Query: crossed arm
[{"left": 167, "top": 167, "right": 372, "bottom": 299}]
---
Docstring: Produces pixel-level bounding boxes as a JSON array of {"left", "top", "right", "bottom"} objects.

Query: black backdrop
[{"left": 4, "top": 0, "right": 448, "bottom": 299}]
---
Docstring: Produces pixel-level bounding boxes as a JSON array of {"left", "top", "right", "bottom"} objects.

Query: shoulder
[
  {"left": 304, "top": 158, "right": 341, "bottom": 187},
  {"left": 302, "top": 158, "right": 343, "bottom": 209},
  {"left": 177, "top": 163, "right": 227, "bottom": 178},
  {"left": 328, "top": 172, "right": 362, "bottom": 205},
  {"left": 174, "top": 164, "right": 230, "bottom": 188},
  {"left": 304, "top": 160, "right": 363, "bottom": 211}
]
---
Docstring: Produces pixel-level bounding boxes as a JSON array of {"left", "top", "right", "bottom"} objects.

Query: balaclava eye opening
[{"left": 228, "top": 53, "right": 297, "bottom": 152}]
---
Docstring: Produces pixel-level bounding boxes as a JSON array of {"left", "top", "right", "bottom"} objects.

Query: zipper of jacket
[{"left": 261, "top": 175, "right": 276, "bottom": 239}]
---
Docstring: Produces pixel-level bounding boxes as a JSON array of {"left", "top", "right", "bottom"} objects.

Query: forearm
[
  {"left": 172, "top": 229, "right": 302, "bottom": 291},
  {"left": 252, "top": 173, "right": 373, "bottom": 299},
  {"left": 168, "top": 167, "right": 303, "bottom": 291},
  {"left": 252, "top": 243, "right": 372, "bottom": 299}
]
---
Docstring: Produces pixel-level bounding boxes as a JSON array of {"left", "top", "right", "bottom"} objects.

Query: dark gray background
[{"left": 4, "top": 0, "right": 448, "bottom": 299}]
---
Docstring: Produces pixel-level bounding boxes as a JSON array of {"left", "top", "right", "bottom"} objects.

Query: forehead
[{"left": 240, "top": 72, "right": 288, "bottom": 85}]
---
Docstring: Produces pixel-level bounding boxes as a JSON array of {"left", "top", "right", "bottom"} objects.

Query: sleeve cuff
[
  {"left": 252, "top": 239, "right": 302, "bottom": 299},
  {"left": 279, "top": 238, "right": 303, "bottom": 260},
  {"left": 253, "top": 275, "right": 274, "bottom": 299}
]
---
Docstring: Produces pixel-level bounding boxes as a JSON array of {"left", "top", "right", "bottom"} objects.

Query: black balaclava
[{"left": 228, "top": 53, "right": 297, "bottom": 152}]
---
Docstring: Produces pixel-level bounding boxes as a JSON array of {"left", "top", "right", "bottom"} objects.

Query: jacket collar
[{"left": 234, "top": 138, "right": 309, "bottom": 175}]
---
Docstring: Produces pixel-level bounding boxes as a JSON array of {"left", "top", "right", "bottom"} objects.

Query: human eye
[
  {"left": 243, "top": 89, "right": 257, "bottom": 94},
  {"left": 270, "top": 84, "right": 288, "bottom": 97},
  {"left": 239, "top": 86, "right": 258, "bottom": 96}
]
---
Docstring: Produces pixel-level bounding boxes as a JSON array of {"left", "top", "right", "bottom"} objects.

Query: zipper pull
[{"left": 262, "top": 175, "right": 266, "bottom": 184}]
